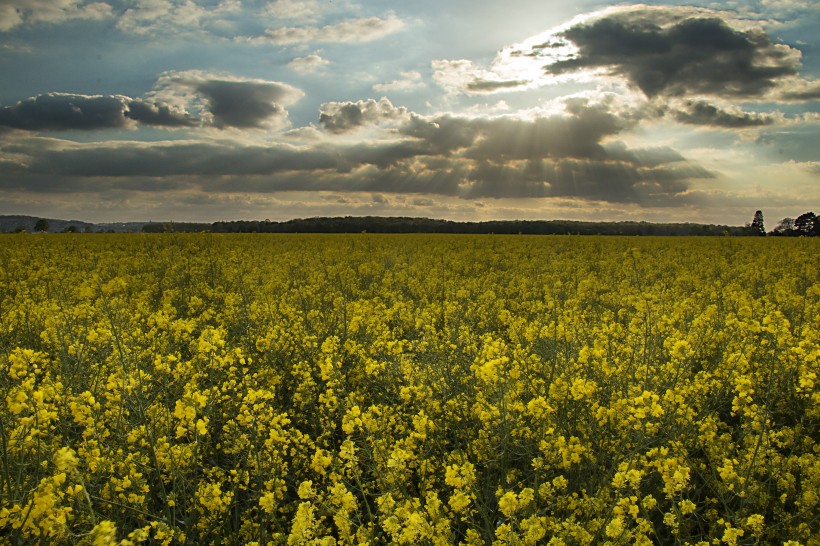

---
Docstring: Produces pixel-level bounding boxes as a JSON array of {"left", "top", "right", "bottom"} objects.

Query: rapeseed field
[{"left": 0, "top": 234, "right": 817, "bottom": 545}]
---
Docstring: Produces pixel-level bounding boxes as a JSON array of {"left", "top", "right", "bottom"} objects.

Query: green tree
[
  {"left": 750, "top": 210, "right": 765, "bottom": 236},
  {"left": 794, "top": 212, "right": 818, "bottom": 236},
  {"left": 770, "top": 217, "right": 794, "bottom": 236},
  {"left": 33, "top": 218, "right": 50, "bottom": 232}
]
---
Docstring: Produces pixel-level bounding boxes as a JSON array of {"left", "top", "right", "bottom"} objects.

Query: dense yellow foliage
[{"left": 0, "top": 234, "right": 818, "bottom": 545}]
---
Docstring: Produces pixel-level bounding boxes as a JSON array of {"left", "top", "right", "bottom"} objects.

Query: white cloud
[
  {"left": 731, "top": 0, "right": 820, "bottom": 22},
  {"left": 117, "top": 0, "right": 239, "bottom": 36},
  {"left": 288, "top": 53, "right": 330, "bottom": 73},
  {"left": 776, "top": 78, "right": 820, "bottom": 102},
  {"left": 249, "top": 14, "right": 405, "bottom": 44},
  {"left": 318, "top": 97, "right": 409, "bottom": 133},
  {"left": 373, "top": 71, "right": 425, "bottom": 93},
  {"left": 431, "top": 59, "right": 479, "bottom": 94},
  {"left": 431, "top": 59, "right": 530, "bottom": 96},
  {"left": 0, "top": 3, "right": 23, "bottom": 31},
  {"left": 0, "top": 0, "right": 112, "bottom": 31},
  {"left": 262, "top": 0, "right": 319, "bottom": 21}
]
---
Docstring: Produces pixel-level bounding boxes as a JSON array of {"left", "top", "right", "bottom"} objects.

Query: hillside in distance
[
  {"left": 0, "top": 215, "right": 149, "bottom": 233},
  {"left": 0, "top": 215, "right": 97, "bottom": 233}
]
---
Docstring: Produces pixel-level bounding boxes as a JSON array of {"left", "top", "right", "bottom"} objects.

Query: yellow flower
[
  {"left": 722, "top": 524, "right": 744, "bottom": 546},
  {"left": 89, "top": 520, "right": 118, "bottom": 546},
  {"left": 679, "top": 499, "right": 696, "bottom": 515},
  {"left": 195, "top": 418, "right": 208, "bottom": 436},
  {"left": 498, "top": 491, "right": 518, "bottom": 518},
  {"left": 54, "top": 447, "right": 79, "bottom": 473},
  {"left": 297, "top": 480, "right": 314, "bottom": 500},
  {"left": 287, "top": 502, "right": 318, "bottom": 546},
  {"left": 745, "top": 514, "right": 764, "bottom": 534},
  {"left": 606, "top": 516, "right": 625, "bottom": 538},
  {"left": 259, "top": 492, "right": 277, "bottom": 514},
  {"left": 342, "top": 405, "right": 362, "bottom": 435},
  {"left": 448, "top": 491, "right": 472, "bottom": 513},
  {"left": 311, "top": 448, "right": 333, "bottom": 475},
  {"left": 663, "top": 512, "right": 678, "bottom": 531}
]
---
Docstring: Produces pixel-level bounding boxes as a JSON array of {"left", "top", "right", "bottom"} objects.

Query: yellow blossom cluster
[{"left": 0, "top": 233, "right": 818, "bottom": 544}]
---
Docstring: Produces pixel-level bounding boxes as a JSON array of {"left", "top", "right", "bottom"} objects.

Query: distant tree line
[
  {"left": 139, "top": 215, "right": 820, "bottom": 236},
  {"left": 141, "top": 222, "right": 212, "bottom": 233},
  {"left": 7, "top": 213, "right": 817, "bottom": 236},
  {"left": 203, "top": 217, "right": 752, "bottom": 236}
]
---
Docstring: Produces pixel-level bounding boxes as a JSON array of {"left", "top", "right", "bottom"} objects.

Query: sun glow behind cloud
[{"left": 491, "top": 13, "right": 597, "bottom": 89}]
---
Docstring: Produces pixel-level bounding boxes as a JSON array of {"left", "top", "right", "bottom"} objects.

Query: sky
[{"left": 0, "top": 0, "right": 818, "bottom": 225}]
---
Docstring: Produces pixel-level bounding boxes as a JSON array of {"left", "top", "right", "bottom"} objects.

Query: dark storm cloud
[
  {"left": 464, "top": 161, "right": 552, "bottom": 198},
  {"left": 602, "top": 142, "right": 686, "bottom": 166},
  {"left": 398, "top": 114, "right": 482, "bottom": 153},
  {"left": 124, "top": 99, "right": 198, "bottom": 127},
  {"left": 397, "top": 99, "right": 637, "bottom": 161},
  {"left": 465, "top": 101, "right": 633, "bottom": 161},
  {"left": 195, "top": 81, "right": 292, "bottom": 129},
  {"left": 543, "top": 7, "right": 802, "bottom": 98},
  {"left": 671, "top": 100, "right": 778, "bottom": 128},
  {"left": 332, "top": 139, "right": 434, "bottom": 171},
  {"left": 461, "top": 150, "right": 711, "bottom": 201},
  {"left": 152, "top": 71, "right": 304, "bottom": 130},
  {"left": 393, "top": 100, "right": 711, "bottom": 201},
  {"left": 0, "top": 73, "right": 307, "bottom": 133},
  {"left": 0, "top": 93, "right": 199, "bottom": 131},
  {"left": 528, "top": 159, "right": 648, "bottom": 202},
  {"left": 318, "top": 98, "right": 409, "bottom": 134},
  {"left": 193, "top": 164, "right": 467, "bottom": 196},
  {"left": 22, "top": 142, "right": 335, "bottom": 177},
  {"left": 0, "top": 93, "right": 130, "bottom": 130},
  {"left": 2, "top": 135, "right": 435, "bottom": 181}
]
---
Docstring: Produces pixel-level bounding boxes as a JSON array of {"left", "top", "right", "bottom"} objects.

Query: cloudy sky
[{"left": 0, "top": 0, "right": 818, "bottom": 225}]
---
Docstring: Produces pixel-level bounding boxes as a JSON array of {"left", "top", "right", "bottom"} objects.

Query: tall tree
[{"left": 750, "top": 210, "right": 765, "bottom": 236}]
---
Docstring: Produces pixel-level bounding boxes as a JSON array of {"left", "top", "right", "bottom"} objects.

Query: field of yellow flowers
[{"left": 0, "top": 234, "right": 818, "bottom": 545}]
